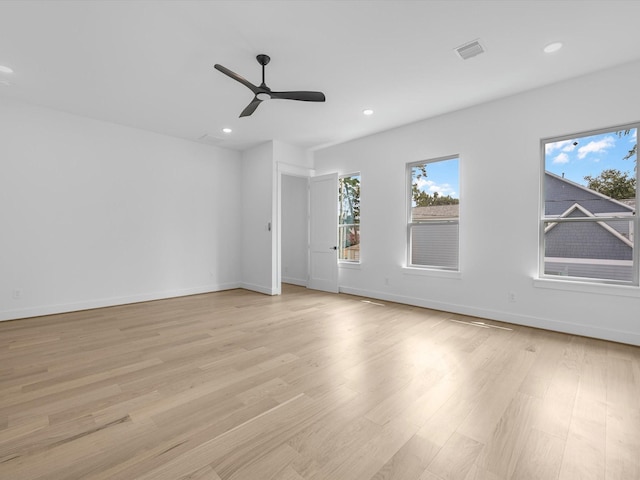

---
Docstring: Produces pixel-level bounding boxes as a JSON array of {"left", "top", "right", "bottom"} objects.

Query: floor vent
[{"left": 455, "top": 39, "right": 485, "bottom": 60}]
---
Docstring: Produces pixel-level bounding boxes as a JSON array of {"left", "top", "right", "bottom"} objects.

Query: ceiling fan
[{"left": 214, "top": 54, "right": 326, "bottom": 117}]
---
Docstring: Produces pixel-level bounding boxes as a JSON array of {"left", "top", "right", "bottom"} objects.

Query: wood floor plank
[
  {"left": 272, "top": 465, "right": 305, "bottom": 480},
  {"left": 510, "top": 428, "right": 564, "bottom": 480},
  {"left": 558, "top": 393, "right": 606, "bottom": 479},
  {"left": 179, "top": 465, "right": 222, "bottom": 480},
  {"left": 287, "top": 406, "right": 381, "bottom": 477},
  {"left": 0, "top": 285, "right": 638, "bottom": 479},
  {"left": 307, "top": 416, "right": 417, "bottom": 480},
  {"left": 226, "top": 442, "right": 300, "bottom": 480},
  {"left": 369, "top": 433, "right": 440, "bottom": 480},
  {"left": 425, "top": 431, "right": 483, "bottom": 480},
  {"left": 472, "top": 392, "right": 542, "bottom": 479},
  {"left": 605, "top": 405, "right": 640, "bottom": 480}
]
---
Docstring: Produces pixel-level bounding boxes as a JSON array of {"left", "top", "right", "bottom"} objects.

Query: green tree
[
  {"left": 617, "top": 129, "right": 637, "bottom": 162},
  {"left": 339, "top": 176, "right": 360, "bottom": 252},
  {"left": 412, "top": 164, "right": 459, "bottom": 207},
  {"left": 339, "top": 176, "right": 360, "bottom": 224},
  {"left": 584, "top": 168, "right": 636, "bottom": 200},
  {"left": 411, "top": 164, "right": 428, "bottom": 206}
]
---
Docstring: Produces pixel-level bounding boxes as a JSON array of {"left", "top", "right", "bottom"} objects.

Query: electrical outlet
[
  {"left": 508, "top": 291, "right": 516, "bottom": 303},
  {"left": 12, "top": 289, "right": 22, "bottom": 300},
  {"left": 384, "top": 277, "right": 389, "bottom": 286}
]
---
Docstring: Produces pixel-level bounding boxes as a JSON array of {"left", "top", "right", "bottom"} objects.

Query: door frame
[{"left": 276, "top": 162, "right": 315, "bottom": 294}]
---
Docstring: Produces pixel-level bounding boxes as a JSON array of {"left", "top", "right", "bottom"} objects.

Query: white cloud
[
  {"left": 553, "top": 152, "right": 570, "bottom": 164},
  {"left": 415, "top": 177, "right": 431, "bottom": 189},
  {"left": 577, "top": 135, "right": 615, "bottom": 159},
  {"left": 631, "top": 130, "right": 637, "bottom": 143},
  {"left": 545, "top": 139, "right": 577, "bottom": 155},
  {"left": 416, "top": 178, "right": 456, "bottom": 197},
  {"left": 431, "top": 184, "right": 456, "bottom": 197}
]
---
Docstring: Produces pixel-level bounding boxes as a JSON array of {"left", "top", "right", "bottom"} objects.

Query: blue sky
[
  {"left": 413, "top": 157, "right": 459, "bottom": 200},
  {"left": 545, "top": 128, "right": 637, "bottom": 186}
]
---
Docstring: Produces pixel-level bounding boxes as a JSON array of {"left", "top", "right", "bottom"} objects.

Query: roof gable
[{"left": 545, "top": 172, "right": 635, "bottom": 216}]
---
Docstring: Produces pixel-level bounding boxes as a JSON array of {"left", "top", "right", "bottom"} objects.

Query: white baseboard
[
  {"left": 240, "top": 282, "right": 279, "bottom": 296},
  {"left": 338, "top": 285, "right": 640, "bottom": 346},
  {"left": 0, "top": 282, "right": 242, "bottom": 322},
  {"left": 282, "top": 277, "right": 307, "bottom": 287},
  {"left": 5, "top": 282, "right": 636, "bottom": 346}
]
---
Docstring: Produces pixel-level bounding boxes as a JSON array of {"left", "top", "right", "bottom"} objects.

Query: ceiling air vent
[
  {"left": 455, "top": 39, "right": 485, "bottom": 60},
  {"left": 196, "top": 134, "right": 224, "bottom": 146}
]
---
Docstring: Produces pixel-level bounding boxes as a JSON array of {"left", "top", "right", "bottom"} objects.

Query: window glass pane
[
  {"left": 543, "top": 219, "right": 634, "bottom": 282},
  {"left": 339, "top": 175, "right": 360, "bottom": 262},
  {"left": 545, "top": 129, "right": 636, "bottom": 204},
  {"left": 543, "top": 127, "right": 637, "bottom": 284},
  {"left": 339, "top": 224, "right": 360, "bottom": 261},
  {"left": 411, "top": 159, "right": 459, "bottom": 222}
]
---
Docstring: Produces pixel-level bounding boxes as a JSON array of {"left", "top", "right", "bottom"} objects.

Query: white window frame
[
  {"left": 539, "top": 123, "right": 639, "bottom": 287},
  {"left": 406, "top": 155, "right": 460, "bottom": 272},
  {"left": 338, "top": 173, "right": 360, "bottom": 264}
]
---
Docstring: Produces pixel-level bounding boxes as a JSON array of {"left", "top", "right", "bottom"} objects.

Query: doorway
[{"left": 280, "top": 174, "right": 309, "bottom": 287}]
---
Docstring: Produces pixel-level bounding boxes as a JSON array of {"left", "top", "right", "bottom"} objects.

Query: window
[
  {"left": 541, "top": 124, "right": 638, "bottom": 285},
  {"left": 407, "top": 156, "right": 460, "bottom": 270},
  {"left": 339, "top": 174, "right": 360, "bottom": 262}
]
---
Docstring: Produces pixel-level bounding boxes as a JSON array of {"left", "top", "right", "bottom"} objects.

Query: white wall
[
  {"left": 0, "top": 98, "right": 242, "bottom": 321},
  {"left": 238, "top": 140, "right": 313, "bottom": 295},
  {"left": 313, "top": 60, "right": 640, "bottom": 346},
  {"left": 273, "top": 140, "right": 313, "bottom": 171},
  {"left": 281, "top": 175, "right": 309, "bottom": 286},
  {"left": 240, "top": 142, "right": 277, "bottom": 294}
]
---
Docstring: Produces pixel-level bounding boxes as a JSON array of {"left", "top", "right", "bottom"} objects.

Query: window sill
[
  {"left": 402, "top": 266, "right": 461, "bottom": 279},
  {"left": 532, "top": 276, "right": 640, "bottom": 298},
  {"left": 338, "top": 261, "right": 361, "bottom": 269}
]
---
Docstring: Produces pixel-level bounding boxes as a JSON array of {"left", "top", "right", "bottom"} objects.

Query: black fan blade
[
  {"left": 240, "top": 98, "right": 262, "bottom": 117},
  {"left": 214, "top": 64, "right": 259, "bottom": 94},
  {"left": 270, "top": 91, "right": 326, "bottom": 102}
]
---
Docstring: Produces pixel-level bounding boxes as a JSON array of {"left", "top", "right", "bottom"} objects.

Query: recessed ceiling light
[
  {"left": 222, "top": 127, "right": 232, "bottom": 134},
  {"left": 363, "top": 109, "right": 374, "bottom": 116},
  {"left": 543, "top": 42, "right": 563, "bottom": 54},
  {"left": 0, "top": 65, "right": 14, "bottom": 74}
]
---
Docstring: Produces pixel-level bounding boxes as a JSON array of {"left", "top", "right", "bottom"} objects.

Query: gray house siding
[
  {"left": 545, "top": 221, "right": 632, "bottom": 260},
  {"left": 545, "top": 173, "right": 633, "bottom": 216},
  {"left": 544, "top": 172, "right": 635, "bottom": 282},
  {"left": 544, "top": 261, "right": 634, "bottom": 282}
]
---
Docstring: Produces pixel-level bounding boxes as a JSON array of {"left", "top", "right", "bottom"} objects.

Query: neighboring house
[
  {"left": 544, "top": 172, "right": 635, "bottom": 281},
  {"left": 410, "top": 204, "right": 460, "bottom": 268},
  {"left": 412, "top": 204, "right": 459, "bottom": 221}
]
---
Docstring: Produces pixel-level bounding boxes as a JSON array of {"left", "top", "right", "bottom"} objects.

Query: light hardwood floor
[{"left": 1, "top": 285, "right": 639, "bottom": 480}]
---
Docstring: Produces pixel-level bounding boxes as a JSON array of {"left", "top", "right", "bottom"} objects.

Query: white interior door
[{"left": 308, "top": 173, "right": 338, "bottom": 293}]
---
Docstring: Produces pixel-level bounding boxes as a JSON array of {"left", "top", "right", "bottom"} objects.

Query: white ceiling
[{"left": 1, "top": 0, "right": 640, "bottom": 152}]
